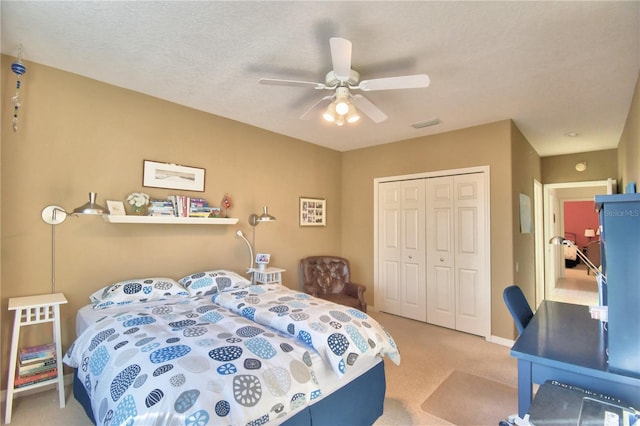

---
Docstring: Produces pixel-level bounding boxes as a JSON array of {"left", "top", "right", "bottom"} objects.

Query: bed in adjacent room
[
  {"left": 563, "top": 232, "right": 580, "bottom": 268},
  {"left": 64, "top": 270, "right": 399, "bottom": 425}
]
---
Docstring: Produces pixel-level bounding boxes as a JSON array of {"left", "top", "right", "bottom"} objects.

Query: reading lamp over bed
[
  {"left": 236, "top": 206, "right": 276, "bottom": 280},
  {"left": 41, "top": 192, "right": 108, "bottom": 293}
]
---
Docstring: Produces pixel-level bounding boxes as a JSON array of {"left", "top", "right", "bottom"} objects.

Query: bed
[
  {"left": 64, "top": 270, "right": 400, "bottom": 425},
  {"left": 563, "top": 232, "right": 580, "bottom": 268}
]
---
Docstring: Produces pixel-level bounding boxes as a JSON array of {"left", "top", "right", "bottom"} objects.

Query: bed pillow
[
  {"left": 179, "top": 269, "right": 251, "bottom": 296},
  {"left": 90, "top": 277, "right": 189, "bottom": 309}
]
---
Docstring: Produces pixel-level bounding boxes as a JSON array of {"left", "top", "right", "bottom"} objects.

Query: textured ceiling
[{"left": 1, "top": 1, "right": 639, "bottom": 156}]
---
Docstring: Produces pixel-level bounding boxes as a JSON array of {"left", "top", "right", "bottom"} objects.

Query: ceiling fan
[{"left": 259, "top": 37, "right": 430, "bottom": 125}]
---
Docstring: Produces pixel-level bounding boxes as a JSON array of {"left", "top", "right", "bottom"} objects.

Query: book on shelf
[
  {"left": 18, "top": 358, "right": 57, "bottom": 376},
  {"left": 14, "top": 368, "right": 58, "bottom": 388},
  {"left": 19, "top": 342, "right": 55, "bottom": 362}
]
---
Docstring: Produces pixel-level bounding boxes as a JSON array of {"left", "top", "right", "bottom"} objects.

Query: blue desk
[{"left": 510, "top": 300, "right": 640, "bottom": 417}]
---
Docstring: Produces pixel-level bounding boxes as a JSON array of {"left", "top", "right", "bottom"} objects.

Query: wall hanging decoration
[
  {"left": 299, "top": 197, "right": 326, "bottom": 226},
  {"left": 142, "top": 160, "right": 205, "bottom": 192},
  {"left": 11, "top": 45, "right": 26, "bottom": 132}
]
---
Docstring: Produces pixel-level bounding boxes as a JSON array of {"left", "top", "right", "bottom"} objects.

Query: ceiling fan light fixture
[
  {"left": 335, "top": 98, "right": 349, "bottom": 115},
  {"left": 346, "top": 108, "right": 360, "bottom": 123},
  {"left": 323, "top": 103, "right": 337, "bottom": 122}
]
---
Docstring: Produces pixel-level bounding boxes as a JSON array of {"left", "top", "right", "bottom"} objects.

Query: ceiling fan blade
[
  {"left": 300, "top": 95, "right": 333, "bottom": 120},
  {"left": 358, "top": 74, "right": 430, "bottom": 91},
  {"left": 351, "top": 95, "right": 388, "bottom": 123},
  {"left": 259, "top": 78, "right": 327, "bottom": 90},
  {"left": 330, "top": 37, "right": 352, "bottom": 80}
]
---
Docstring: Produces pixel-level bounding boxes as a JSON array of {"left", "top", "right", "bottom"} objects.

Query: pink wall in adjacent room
[{"left": 564, "top": 201, "right": 600, "bottom": 248}]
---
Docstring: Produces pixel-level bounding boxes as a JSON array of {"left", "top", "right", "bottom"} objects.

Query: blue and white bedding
[
  {"left": 65, "top": 276, "right": 400, "bottom": 426},
  {"left": 65, "top": 297, "right": 334, "bottom": 425},
  {"left": 212, "top": 284, "right": 401, "bottom": 377}
]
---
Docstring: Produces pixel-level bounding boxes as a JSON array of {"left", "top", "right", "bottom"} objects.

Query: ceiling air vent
[{"left": 411, "top": 118, "right": 440, "bottom": 129}]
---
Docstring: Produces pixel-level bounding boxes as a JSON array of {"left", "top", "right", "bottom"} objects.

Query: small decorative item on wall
[
  {"left": 143, "top": 160, "right": 205, "bottom": 192},
  {"left": 299, "top": 197, "right": 326, "bottom": 227},
  {"left": 106, "top": 200, "right": 126, "bottom": 216}
]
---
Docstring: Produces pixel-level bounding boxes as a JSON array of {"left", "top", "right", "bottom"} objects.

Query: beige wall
[
  {"left": 510, "top": 123, "right": 542, "bottom": 322},
  {"left": 618, "top": 71, "right": 640, "bottom": 190},
  {"left": 0, "top": 57, "right": 343, "bottom": 385},
  {"left": 341, "top": 120, "right": 525, "bottom": 340},
  {"left": 541, "top": 149, "right": 618, "bottom": 184}
]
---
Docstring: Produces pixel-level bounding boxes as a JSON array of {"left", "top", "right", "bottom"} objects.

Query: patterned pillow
[
  {"left": 90, "top": 277, "right": 189, "bottom": 309},
  {"left": 179, "top": 270, "right": 251, "bottom": 296}
]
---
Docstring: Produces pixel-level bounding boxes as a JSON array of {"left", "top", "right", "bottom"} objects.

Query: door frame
[
  {"left": 542, "top": 179, "right": 615, "bottom": 301},
  {"left": 373, "top": 165, "right": 491, "bottom": 339}
]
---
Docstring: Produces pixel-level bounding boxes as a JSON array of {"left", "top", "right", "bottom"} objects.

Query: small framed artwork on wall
[
  {"left": 299, "top": 197, "right": 326, "bottom": 227},
  {"left": 143, "top": 160, "right": 205, "bottom": 192}
]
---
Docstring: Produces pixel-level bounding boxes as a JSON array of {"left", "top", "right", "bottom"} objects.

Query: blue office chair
[{"left": 503, "top": 285, "right": 534, "bottom": 335}]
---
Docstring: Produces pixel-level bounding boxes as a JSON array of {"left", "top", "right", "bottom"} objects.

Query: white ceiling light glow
[{"left": 323, "top": 87, "right": 361, "bottom": 126}]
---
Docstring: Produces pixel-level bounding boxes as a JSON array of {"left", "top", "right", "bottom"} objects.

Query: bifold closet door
[
  {"left": 378, "top": 180, "right": 426, "bottom": 322},
  {"left": 426, "top": 173, "right": 487, "bottom": 336}
]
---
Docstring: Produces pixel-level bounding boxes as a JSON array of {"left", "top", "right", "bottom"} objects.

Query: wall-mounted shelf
[{"left": 102, "top": 215, "right": 239, "bottom": 225}]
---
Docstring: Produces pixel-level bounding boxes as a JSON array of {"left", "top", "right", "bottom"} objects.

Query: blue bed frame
[{"left": 74, "top": 359, "right": 386, "bottom": 425}]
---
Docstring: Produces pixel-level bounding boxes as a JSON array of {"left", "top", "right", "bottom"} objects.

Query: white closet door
[
  {"left": 401, "top": 180, "right": 427, "bottom": 321},
  {"left": 426, "top": 176, "right": 456, "bottom": 328},
  {"left": 453, "top": 173, "right": 487, "bottom": 336},
  {"left": 426, "top": 173, "right": 487, "bottom": 336},
  {"left": 378, "top": 180, "right": 426, "bottom": 321},
  {"left": 379, "top": 182, "right": 403, "bottom": 316}
]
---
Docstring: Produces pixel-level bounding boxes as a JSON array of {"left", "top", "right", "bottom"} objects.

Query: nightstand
[
  {"left": 251, "top": 267, "right": 285, "bottom": 284},
  {"left": 5, "top": 293, "right": 67, "bottom": 424}
]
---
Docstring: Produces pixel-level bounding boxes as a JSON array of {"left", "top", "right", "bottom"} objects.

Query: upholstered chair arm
[
  {"left": 304, "top": 284, "right": 319, "bottom": 297},
  {"left": 344, "top": 282, "right": 366, "bottom": 301}
]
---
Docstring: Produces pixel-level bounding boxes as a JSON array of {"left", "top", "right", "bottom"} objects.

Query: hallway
[{"left": 548, "top": 263, "right": 599, "bottom": 306}]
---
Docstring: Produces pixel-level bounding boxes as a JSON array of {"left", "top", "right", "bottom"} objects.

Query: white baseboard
[
  {"left": 0, "top": 373, "right": 74, "bottom": 403},
  {"left": 489, "top": 335, "right": 514, "bottom": 347}
]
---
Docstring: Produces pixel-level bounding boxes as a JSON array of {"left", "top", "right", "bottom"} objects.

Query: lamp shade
[
  {"left": 584, "top": 228, "right": 596, "bottom": 238},
  {"left": 72, "top": 192, "right": 108, "bottom": 215},
  {"left": 256, "top": 206, "right": 276, "bottom": 222}
]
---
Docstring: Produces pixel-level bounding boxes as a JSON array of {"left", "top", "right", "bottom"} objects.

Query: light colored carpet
[{"left": 420, "top": 370, "right": 518, "bottom": 426}]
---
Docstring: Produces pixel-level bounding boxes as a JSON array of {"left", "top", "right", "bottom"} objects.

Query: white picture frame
[
  {"left": 106, "top": 200, "right": 126, "bottom": 216},
  {"left": 143, "top": 160, "right": 205, "bottom": 192},
  {"left": 299, "top": 197, "right": 326, "bottom": 226}
]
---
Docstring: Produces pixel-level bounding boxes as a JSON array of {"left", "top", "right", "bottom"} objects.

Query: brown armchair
[{"left": 300, "top": 256, "right": 367, "bottom": 312}]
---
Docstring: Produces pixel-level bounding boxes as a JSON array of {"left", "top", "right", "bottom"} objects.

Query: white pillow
[
  {"left": 178, "top": 270, "right": 251, "bottom": 296},
  {"left": 90, "top": 277, "right": 189, "bottom": 309}
]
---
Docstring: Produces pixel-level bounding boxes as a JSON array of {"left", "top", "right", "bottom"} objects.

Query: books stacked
[
  {"left": 15, "top": 343, "right": 57, "bottom": 388},
  {"left": 168, "top": 196, "right": 215, "bottom": 218},
  {"left": 188, "top": 198, "right": 213, "bottom": 218},
  {"left": 147, "top": 199, "right": 175, "bottom": 217}
]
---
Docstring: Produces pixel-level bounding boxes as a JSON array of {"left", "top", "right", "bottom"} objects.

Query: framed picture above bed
[
  {"left": 142, "top": 160, "right": 205, "bottom": 192},
  {"left": 300, "top": 197, "right": 326, "bottom": 226}
]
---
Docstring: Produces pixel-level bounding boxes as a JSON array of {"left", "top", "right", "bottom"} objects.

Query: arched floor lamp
[{"left": 41, "top": 192, "right": 108, "bottom": 293}]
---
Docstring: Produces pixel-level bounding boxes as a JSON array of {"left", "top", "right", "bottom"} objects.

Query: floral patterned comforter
[
  {"left": 64, "top": 296, "right": 342, "bottom": 426},
  {"left": 212, "top": 284, "right": 401, "bottom": 377}
]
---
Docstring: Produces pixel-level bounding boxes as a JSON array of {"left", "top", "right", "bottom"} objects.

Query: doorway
[{"left": 542, "top": 179, "right": 615, "bottom": 304}]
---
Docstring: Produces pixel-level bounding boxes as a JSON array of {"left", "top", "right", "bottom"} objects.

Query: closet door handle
[{"left": 440, "top": 257, "right": 445, "bottom": 262}]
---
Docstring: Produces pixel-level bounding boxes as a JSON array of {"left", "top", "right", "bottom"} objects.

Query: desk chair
[{"left": 503, "top": 285, "right": 534, "bottom": 335}]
